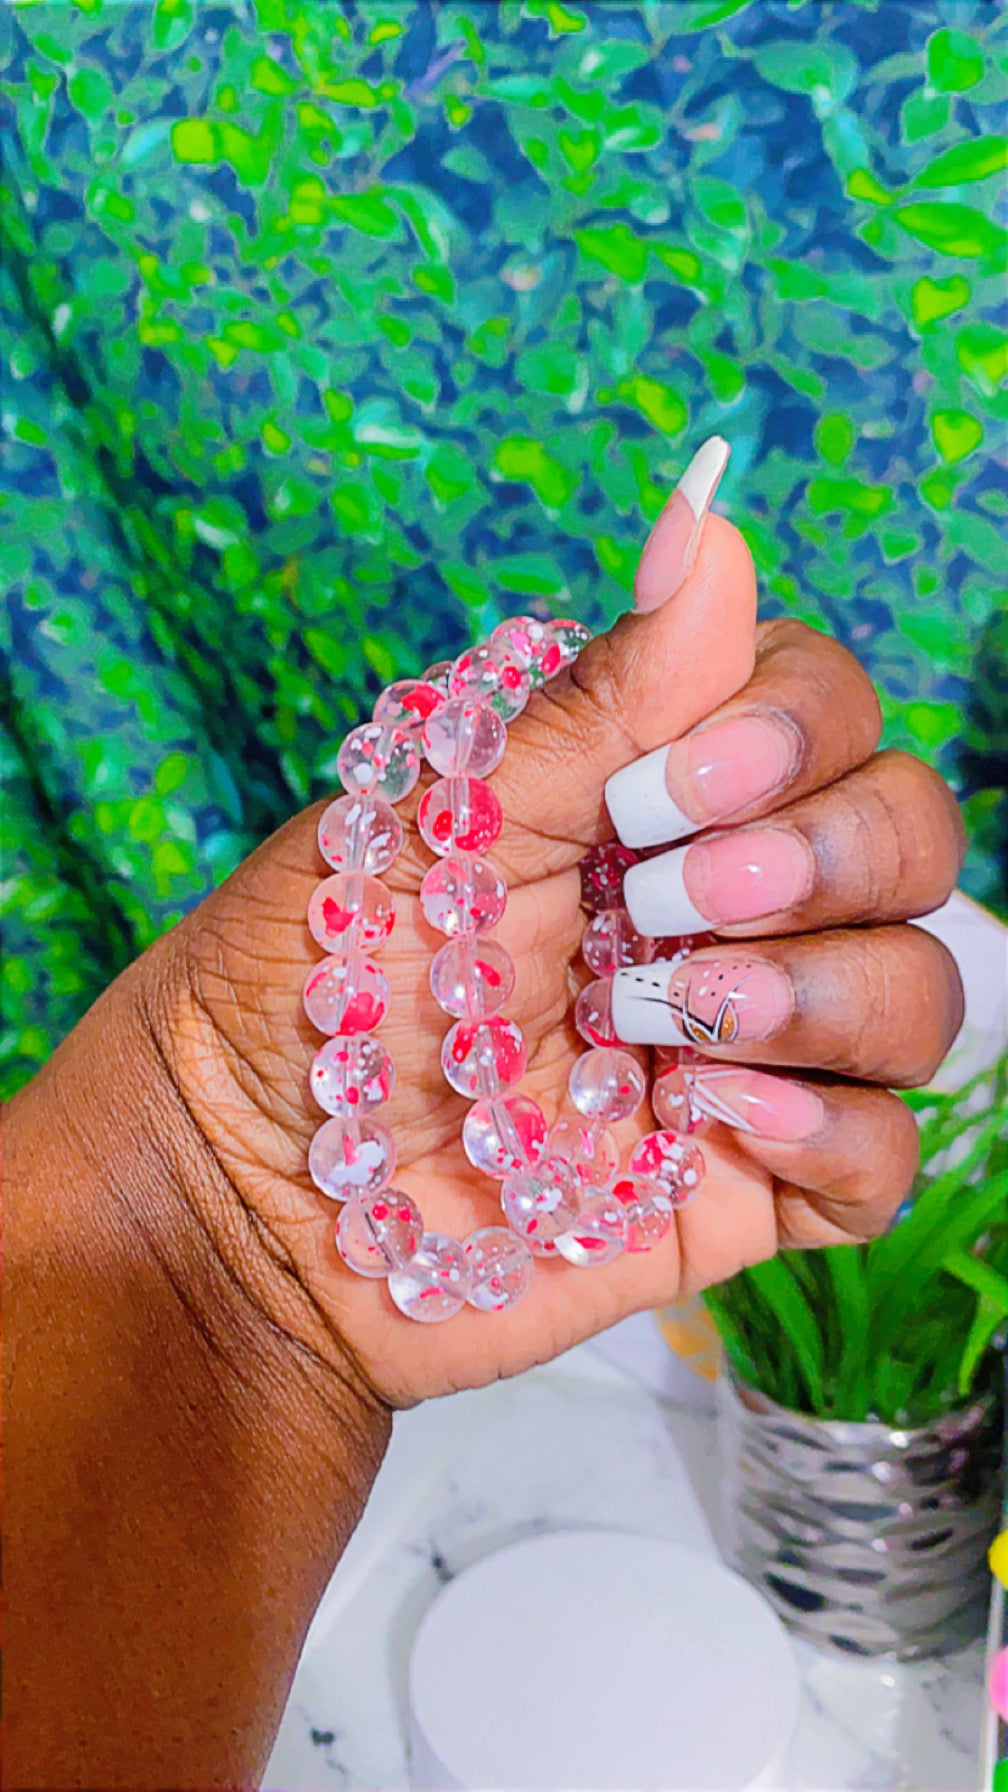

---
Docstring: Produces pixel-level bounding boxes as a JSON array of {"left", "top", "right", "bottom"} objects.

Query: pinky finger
[{"left": 687, "top": 1066, "right": 920, "bottom": 1246}]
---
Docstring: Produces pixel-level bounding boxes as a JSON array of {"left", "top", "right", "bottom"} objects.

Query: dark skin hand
[{"left": 6, "top": 518, "right": 965, "bottom": 1789}]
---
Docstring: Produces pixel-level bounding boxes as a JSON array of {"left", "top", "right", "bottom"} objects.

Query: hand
[{"left": 141, "top": 514, "right": 964, "bottom": 1409}]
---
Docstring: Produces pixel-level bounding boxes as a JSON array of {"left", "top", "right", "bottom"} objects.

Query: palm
[{"left": 168, "top": 522, "right": 776, "bottom": 1405}]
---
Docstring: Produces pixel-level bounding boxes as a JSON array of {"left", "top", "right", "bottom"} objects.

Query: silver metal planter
[{"left": 717, "top": 1368, "right": 1004, "bottom": 1660}]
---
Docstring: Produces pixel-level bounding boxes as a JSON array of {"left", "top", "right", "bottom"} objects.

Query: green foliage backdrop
[{"left": 2, "top": 0, "right": 1006, "bottom": 1098}]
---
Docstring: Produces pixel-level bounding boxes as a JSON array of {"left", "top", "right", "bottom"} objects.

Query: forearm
[{"left": 5, "top": 941, "right": 391, "bottom": 1791}]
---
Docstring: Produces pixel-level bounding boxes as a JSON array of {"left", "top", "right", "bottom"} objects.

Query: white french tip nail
[
  {"left": 611, "top": 966, "right": 689, "bottom": 1046},
  {"left": 605, "top": 744, "right": 695, "bottom": 850},
  {"left": 678, "top": 434, "right": 730, "bottom": 521},
  {"left": 623, "top": 846, "right": 709, "bottom": 938}
]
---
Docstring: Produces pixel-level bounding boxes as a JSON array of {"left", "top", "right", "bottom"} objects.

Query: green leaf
[
  {"left": 915, "top": 136, "right": 1008, "bottom": 189},
  {"left": 956, "top": 323, "right": 1008, "bottom": 386},
  {"left": 743, "top": 1258, "right": 826, "bottom": 1410},
  {"left": 814, "top": 412, "right": 855, "bottom": 466},
  {"left": 693, "top": 176, "right": 747, "bottom": 232},
  {"left": 492, "top": 438, "right": 576, "bottom": 508},
  {"left": 330, "top": 189, "right": 400, "bottom": 238},
  {"left": 910, "top": 273, "right": 971, "bottom": 329},
  {"left": 613, "top": 375, "right": 687, "bottom": 436},
  {"left": 251, "top": 54, "right": 298, "bottom": 96},
  {"left": 67, "top": 64, "right": 113, "bottom": 121},
  {"left": 753, "top": 38, "right": 856, "bottom": 103},
  {"left": 573, "top": 224, "right": 647, "bottom": 283},
  {"left": 171, "top": 118, "right": 218, "bottom": 164},
  {"left": 927, "top": 27, "right": 984, "bottom": 93},
  {"left": 930, "top": 407, "right": 983, "bottom": 462},
  {"left": 900, "top": 90, "right": 950, "bottom": 144},
  {"left": 893, "top": 202, "right": 1008, "bottom": 261}
]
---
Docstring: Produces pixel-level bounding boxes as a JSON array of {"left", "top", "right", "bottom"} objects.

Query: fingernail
[
  {"left": 623, "top": 828, "right": 814, "bottom": 936},
  {"left": 611, "top": 956, "right": 793, "bottom": 1047},
  {"left": 633, "top": 435, "right": 730, "bottom": 615},
  {"left": 688, "top": 1067, "right": 826, "bottom": 1141},
  {"left": 605, "top": 712, "right": 800, "bottom": 850}
]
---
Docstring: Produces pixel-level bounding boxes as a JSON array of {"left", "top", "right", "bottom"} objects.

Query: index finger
[{"left": 604, "top": 616, "right": 882, "bottom": 850}]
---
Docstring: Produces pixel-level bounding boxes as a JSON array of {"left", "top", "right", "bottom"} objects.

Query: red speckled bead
[
  {"left": 302, "top": 954, "right": 390, "bottom": 1036},
  {"left": 629, "top": 1130, "right": 706, "bottom": 1205},
  {"left": 418, "top": 776, "right": 503, "bottom": 857},
  {"left": 568, "top": 1046, "right": 646, "bottom": 1122},
  {"left": 579, "top": 842, "right": 638, "bottom": 913},
  {"left": 429, "top": 937, "right": 515, "bottom": 1020},
  {"left": 611, "top": 1172, "right": 676, "bottom": 1252},
  {"left": 307, "top": 873, "right": 395, "bottom": 954},
  {"left": 462, "top": 1094, "right": 548, "bottom": 1179},
  {"left": 441, "top": 1016, "right": 527, "bottom": 1099},
  {"left": 463, "top": 1226, "right": 534, "bottom": 1311},
  {"left": 554, "top": 1186, "right": 627, "bottom": 1267},
  {"left": 419, "top": 853, "right": 507, "bottom": 937},
  {"left": 308, "top": 1117, "right": 396, "bottom": 1201},
  {"left": 582, "top": 908, "right": 654, "bottom": 976},
  {"left": 335, "top": 1188, "right": 423, "bottom": 1278},
  {"left": 317, "top": 793, "right": 402, "bottom": 876},
  {"left": 373, "top": 679, "right": 444, "bottom": 735},
  {"left": 310, "top": 1036, "right": 395, "bottom": 1117}
]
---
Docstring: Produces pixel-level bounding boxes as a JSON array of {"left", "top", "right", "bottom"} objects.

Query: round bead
[
  {"left": 310, "top": 1036, "right": 395, "bottom": 1117},
  {"left": 448, "top": 642, "right": 531, "bottom": 722},
  {"left": 422, "top": 658, "right": 454, "bottom": 696},
  {"left": 421, "top": 697, "right": 507, "bottom": 779},
  {"left": 464, "top": 1227, "right": 534, "bottom": 1312},
  {"left": 418, "top": 776, "right": 503, "bottom": 857},
  {"left": 610, "top": 1172, "right": 676, "bottom": 1252},
  {"left": 554, "top": 1186, "right": 627, "bottom": 1267},
  {"left": 441, "top": 1016, "right": 527, "bottom": 1099},
  {"left": 388, "top": 1232, "right": 471, "bottom": 1323},
  {"left": 335, "top": 1189, "right": 423, "bottom": 1278},
  {"left": 582, "top": 908, "right": 654, "bottom": 976},
  {"left": 651, "top": 931, "right": 719, "bottom": 963},
  {"left": 462, "top": 1095, "right": 548, "bottom": 1179},
  {"left": 308, "top": 1117, "right": 395, "bottom": 1201},
  {"left": 317, "top": 794, "right": 402, "bottom": 875},
  {"left": 337, "top": 721, "right": 420, "bottom": 803},
  {"left": 490, "top": 615, "right": 548, "bottom": 673},
  {"left": 574, "top": 977, "right": 618, "bottom": 1047},
  {"left": 579, "top": 843, "right": 638, "bottom": 913},
  {"left": 652, "top": 1063, "right": 708, "bottom": 1136},
  {"left": 501, "top": 1162, "right": 581, "bottom": 1256},
  {"left": 541, "top": 618, "right": 591, "bottom": 676},
  {"left": 307, "top": 873, "right": 395, "bottom": 954},
  {"left": 373, "top": 678, "right": 444, "bottom": 735},
  {"left": 545, "top": 1117, "right": 619, "bottom": 1187},
  {"left": 430, "top": 937, "right": 515, "bottom": 1020},
  {"left": 568, "top": 1047, "right": 646, "bottom": 1121},
  {"left": 302, "top": 954, "right": 390, "bottom": 1036},
  {"left": 629, "top": 1130, "right": 706, "bottom": 1204},
  {"left": 420, "top": 854, "right": 507, "bottom": 937}
]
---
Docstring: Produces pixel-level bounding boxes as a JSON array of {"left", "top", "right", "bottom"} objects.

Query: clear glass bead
[
  {"left": 650, "top": 931, "right": 719, "bottom": 964},
  {"left": 317, "top": 794, "right": 402, "bottom": 875},
  {"left": 545, "top": 1117, "right": 619, "bottom": 1187},
  {"left": 629, "top": 1130, "right": 706, "bottom": 1204},
  {"left": 582, "top": 908, "right": 654, "bottom": 976},
  {"left": 574, "top": 977, "right": 618, "bottom": 1047},
  {"left": 430, "top": 937, "right": 515, "bottom": 1020},
  {"left": 501, "top": 1161, "right": 581, "bottom": 1256},
  {"left": 610, "top": 1172, "right": 675, "bottom": 1252},
  {"left": 441, "top": 1017, "right": 526, "bottom": 1099},
  {"left": 652, "top": 1063, "right": 708, "bottom": 1136},
  {"left": 464, "top": 1226, "right": 534, "bottom": 1312},
  {"left": 310, "top": 1036, "right": 395, "bottom": 1117},
  {"left": 541, "top": 618, "right": 591, "bottom": 677},
  {"left": 490, "top": 615, "right": 548, "bottom": 673},
  {"left": 462, "top": 1094, "right": 547, "bottom": 1179},
  {"left": 308, "top": 1117, "right": 395, "bottom": 1201},
  {"left": 554, "top": 1186, "right": 627, "bottom": 1267},
  {"left": 387, "top": 1232, "right": 470, "bottom": 1323},
  {"left": 307, "top": 873, "right": 395, "bottom": 954},
  {"left": 568, "top": 1047, "right": 646, "bottom": 1121},
  {"left": 335, "top": 1189, "right": 423, "bottom": 1278},
  {"left": 420, "top": 853, "right": 507, "bottom": 937},
  {"left": 337, "top": 721, "right": 421, "bottom": 803},
  {"left": 422, "top": 657, "right": 454, "bottom": 696},
  {"left": 373, "top": 678, "right": 444, "bottom": 735},
  {"left": 418, "top": 775, "right": 503, "bottom": 857},
  {"left": 302, "top": 954, "right": 389, "bottom": 1036},
  {"left": 448, "top": 642, "right": 531, "bottom": 722},
  {"left": 421, "top": 697, "right": 507, "bottom": 779},
  {"left": 579, "top": 843, "right": 639, "bottom": 913}
]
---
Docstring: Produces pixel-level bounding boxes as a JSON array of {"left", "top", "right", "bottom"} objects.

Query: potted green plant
[{"left": 706, "top": 1055, "right": 1008, "bottom": 1661}]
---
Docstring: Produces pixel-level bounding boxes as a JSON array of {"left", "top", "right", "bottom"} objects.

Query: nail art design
[
  {"left": 611, "top": 956, "right": 792, "bottom": 1048},
  {"left": 688, "top": 1067, "right": 826, "bottom": 1141},
  {"left": 633, "top": 435, "right": 730, "bottom": 615}
]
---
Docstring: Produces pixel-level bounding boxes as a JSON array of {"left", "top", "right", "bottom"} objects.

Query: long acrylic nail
[
  {"left": 611, "top": 956, "right": 793, "bottom": 1047},
  {"left": 623, "top": 828, "right": 814, "bottom": 937},
  {"left": 633, "top": 435, "right": 730, "bottom": 615},
  {"left": 605, "top": 712, "right": 800, "bottom": 850},
  {"left": 688, "top": 1067, "right": 826, "bottom": 1141}
]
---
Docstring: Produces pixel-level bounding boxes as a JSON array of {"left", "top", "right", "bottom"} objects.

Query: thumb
[{"left": 497, "top": 469, "right": 758, "bottom": 879}]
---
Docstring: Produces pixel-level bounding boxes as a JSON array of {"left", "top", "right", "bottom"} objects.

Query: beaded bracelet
[{"left": 302, "top": 616, "right": 707, "bottom": 1323}]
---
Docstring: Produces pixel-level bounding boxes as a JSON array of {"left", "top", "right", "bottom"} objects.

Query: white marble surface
[{"left": 263, "top": 1317, "right": 985, "bottom": 1792}]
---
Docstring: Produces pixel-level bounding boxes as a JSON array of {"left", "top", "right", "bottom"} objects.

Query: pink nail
[
  {"left": 689, "top": 1068, "right": 826, "bottom": 1140},
  {"left": 633, "top": 436, "right": 729, "bottom": 614},
  {"left": 684, "top": 828, "right": 814, "bottom": 926},
  {"left": 611, "top": 955, "right": 793, "bottom": 1047},
  {"left": 664, "top": 714, "right": 800, "bottom": 827}
]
